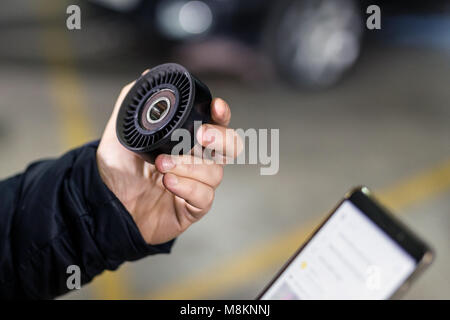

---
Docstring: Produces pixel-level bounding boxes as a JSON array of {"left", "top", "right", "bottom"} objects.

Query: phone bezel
[{"left": 257, "top": 186, "right": 434, "bottom": 300}]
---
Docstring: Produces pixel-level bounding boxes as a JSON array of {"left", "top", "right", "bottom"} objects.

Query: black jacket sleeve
[{"left": 0, "top": 140, "right": 174, "bottom": 299}]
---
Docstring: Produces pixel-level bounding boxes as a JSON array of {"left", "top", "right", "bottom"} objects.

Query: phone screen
[{"left": 260, "top": 200, "right": 418, "bottom": 300}]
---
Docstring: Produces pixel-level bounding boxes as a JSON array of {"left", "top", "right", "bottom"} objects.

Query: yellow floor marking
[
  {"left": 35, "top": 0, "right": 125, "bottom": 299},
  {"left": 35, "top": 1, "right": 94, "bottom": 149},
  {"left": 43, "top": 63, "right": 94, "bottom": 149},
  {"left": 89, "top": 269, "right": 131, "bottom": 300},
  {"left": 148, "top": 159, "right": 450, "bottom": 299},
  {"left": 377, "top": 160, "right": 450, "bottom": 212}
]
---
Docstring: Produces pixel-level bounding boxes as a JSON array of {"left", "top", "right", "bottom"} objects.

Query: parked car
[{"left": 88, "top": 0, "right": 450, "bottom": 88}]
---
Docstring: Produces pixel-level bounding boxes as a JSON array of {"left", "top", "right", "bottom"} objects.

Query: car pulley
[{"left": 116, "top": 63, "right": 212, "bottom": 163}]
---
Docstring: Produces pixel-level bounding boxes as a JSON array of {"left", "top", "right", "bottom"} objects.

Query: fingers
[
  {"left": 154, "top": 96, "right": 235, "bottom": 220},
  {"left": 163, "top": 173, "right": 214, "bottom": 214},
  {"left": 197, "top": 124, "right": 243, "bottom": 159},
  {"left": 156, "top": 153, "right": 223, "bottom": 218},
  {"left": 195, "top": 98, "right": 242, "bottom": 159},
  {"left": 155, "top": 154, "right": 223, "bottom": 188},
  {"left": 211, "top": 98, "right": 231, "bottom": 126}
]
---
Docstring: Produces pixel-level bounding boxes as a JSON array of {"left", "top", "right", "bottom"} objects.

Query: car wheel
[{"left": 265, "top": 0, "right": 363, "bottom": 89}]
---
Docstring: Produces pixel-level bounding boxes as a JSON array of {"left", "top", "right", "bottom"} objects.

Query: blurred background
[{"left": 0, "top": 0, "right": 449, "bottom": 299}]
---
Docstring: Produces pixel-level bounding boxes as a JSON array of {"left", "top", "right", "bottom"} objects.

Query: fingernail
[
  {"left": 161, "top": 156, "right": 175, "bottom": 172},
  {"left": 165, "top": 174, "right": 178, "bottom": 187}
]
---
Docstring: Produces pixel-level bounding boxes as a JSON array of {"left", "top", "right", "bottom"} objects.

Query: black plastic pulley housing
[{"left": 116, "top": 63, "right": 212, "bottom": 163}]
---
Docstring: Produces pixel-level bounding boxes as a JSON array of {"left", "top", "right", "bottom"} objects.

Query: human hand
[{"left": 97, "top": 72, "right": 241, "bottom": 244}]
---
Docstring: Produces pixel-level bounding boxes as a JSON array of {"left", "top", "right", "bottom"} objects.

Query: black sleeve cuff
[{"left": 71, "top": 140, "right": 175, "bottom": 271}]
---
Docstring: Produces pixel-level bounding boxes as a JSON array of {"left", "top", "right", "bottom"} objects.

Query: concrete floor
[{"left": 0, "top": 1, "right": 449, "bottom": 299}]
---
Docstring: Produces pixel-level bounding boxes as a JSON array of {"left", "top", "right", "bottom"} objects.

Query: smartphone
[{"left": 258, "top": 186, "right": 433, "bottom": 300}]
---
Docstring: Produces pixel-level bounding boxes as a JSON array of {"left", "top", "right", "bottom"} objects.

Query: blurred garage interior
[{"left": 0, "top": 0, "right": 449, "bottom": 299}]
